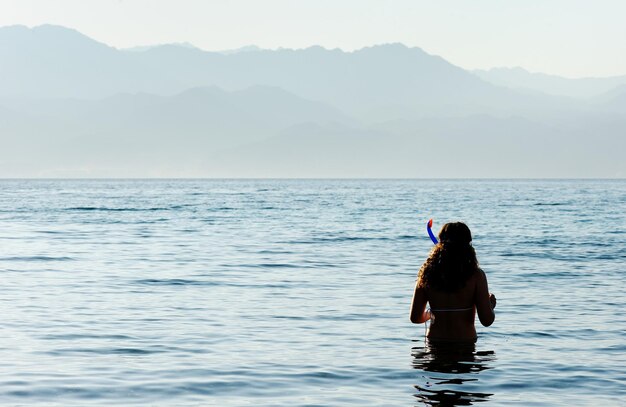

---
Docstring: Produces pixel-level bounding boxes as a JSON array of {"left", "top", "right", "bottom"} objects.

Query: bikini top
[{"left": 429, "top": 307, "right": 473, "bottom": 312}]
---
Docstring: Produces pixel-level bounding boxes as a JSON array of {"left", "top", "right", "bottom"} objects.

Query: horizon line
[{"left": 0, "top": 177, "right": 623, "bottom": 181}]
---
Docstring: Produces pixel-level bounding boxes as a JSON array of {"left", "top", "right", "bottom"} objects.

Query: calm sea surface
[{"left": 0, "top": 179, "right": 624, "bottom": 406}]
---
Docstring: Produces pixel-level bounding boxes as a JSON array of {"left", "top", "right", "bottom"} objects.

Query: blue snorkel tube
[{"left": 427, "top": 219, "right": 438, "bottom": 244}]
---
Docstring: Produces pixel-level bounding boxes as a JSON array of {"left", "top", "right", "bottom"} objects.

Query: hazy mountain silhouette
[
  {"left": 0, "top": 25, "right": 120, "bottom": 99},
  {"left": 206, "top": 115, "right": 625, "bottom": 178},
  {"left": 0, "top": 24, "right": 573, "bottom": 120},
  {"left": 0, "top": 85, "right": 352, "bottom": 176},
  {"left": 0, "top": 24, "right": 624, "bottom": 177},
  {"left": 593, "top": 85, "right": 626, "bottom": 115},
  {"left": 473, "top": 67, "right": 626, "bottom": 99}
]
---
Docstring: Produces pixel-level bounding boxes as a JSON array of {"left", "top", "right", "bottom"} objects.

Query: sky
[{"left": 1, "top": 0, "right": 625, "bottom": 78}]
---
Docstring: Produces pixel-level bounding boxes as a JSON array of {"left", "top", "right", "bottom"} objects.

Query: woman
[{"left": 410, "top": 222, "right": 496, "bottom": 341}]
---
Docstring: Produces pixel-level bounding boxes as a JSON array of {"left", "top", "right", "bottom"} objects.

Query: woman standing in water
[{"left": 410, "top": 222, "right": 496, "bottom": 341}]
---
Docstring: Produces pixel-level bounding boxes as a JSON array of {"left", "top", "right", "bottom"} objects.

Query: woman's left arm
[{"left": 410, "top": 282, "right": 430, "bottom": 324}]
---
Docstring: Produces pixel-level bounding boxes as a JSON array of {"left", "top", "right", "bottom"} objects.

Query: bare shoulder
[
  {"left": 465, "top": 268, "right": 485, "bottom": 287},
  {"left": 475, "top": 268, "right": 488, "bottom": 283}
]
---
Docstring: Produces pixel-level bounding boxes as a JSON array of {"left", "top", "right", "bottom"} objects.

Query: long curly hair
[{"left": 417, "top": 222, "right": 480, "bottom": 292}]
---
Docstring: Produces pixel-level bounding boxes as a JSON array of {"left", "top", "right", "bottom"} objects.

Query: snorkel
[{"left": 427, "top": 219, "right": 438, "bottom": 244}]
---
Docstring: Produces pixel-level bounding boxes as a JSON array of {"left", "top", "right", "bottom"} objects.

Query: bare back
[{"left": 410, "top": 269, "right": 495, "bottom": 341}]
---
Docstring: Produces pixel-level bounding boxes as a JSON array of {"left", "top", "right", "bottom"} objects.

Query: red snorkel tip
[{"left": 426, "top": 218, "right": 438, "bottom": 245}]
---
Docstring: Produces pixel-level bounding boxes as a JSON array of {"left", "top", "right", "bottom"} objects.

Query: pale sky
[{"left": 1, "top": 0, "right": 625, "bottom": 78}]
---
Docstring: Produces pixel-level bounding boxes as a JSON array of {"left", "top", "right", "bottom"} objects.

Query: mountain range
[
  {"left": 473, "top": 67, "right": 626, "bottom": 99},
  {"left": 0, "top": 24, "right": 624, "bottom": 177}
]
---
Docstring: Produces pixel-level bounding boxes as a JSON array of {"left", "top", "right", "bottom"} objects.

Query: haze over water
[{"left": 0, "top": 179, "right": 624, "bottom": 406}]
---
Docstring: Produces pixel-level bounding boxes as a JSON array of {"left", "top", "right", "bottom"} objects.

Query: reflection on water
[{"left": 412, "top": 340, "right": 495, "bottom": 406}]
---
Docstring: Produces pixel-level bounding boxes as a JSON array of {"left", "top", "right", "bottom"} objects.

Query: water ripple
[{"left": 0, "top": 179, "right": 623, "bottom": 406}]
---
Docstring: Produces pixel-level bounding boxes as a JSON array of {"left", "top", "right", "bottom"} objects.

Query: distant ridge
[
  {"left": 473, "top": 67, "right": 626, "bottom": 98},
  {"left": 0, "top": 24, "right": 560, "bottom": 119},
  {"left": 0, "top": 24, "right": 624, "bottom": 178}
]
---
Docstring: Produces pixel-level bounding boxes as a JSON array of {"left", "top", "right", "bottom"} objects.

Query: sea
[{"left": 0, "top": 179, "right": 624, "bottom": 406}]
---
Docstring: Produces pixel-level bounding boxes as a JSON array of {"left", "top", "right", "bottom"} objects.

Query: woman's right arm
[
  {"left": 410, "top": 282, "right": 430, "bottom": 324},
  {"left": 475, "top": 269, "right": 496, "bottom": 327}
]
